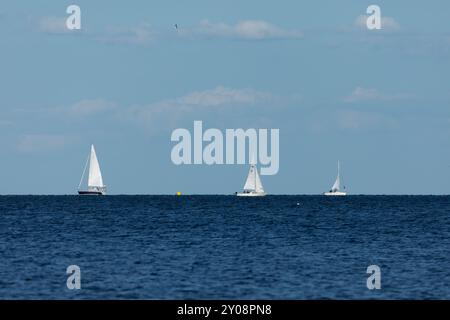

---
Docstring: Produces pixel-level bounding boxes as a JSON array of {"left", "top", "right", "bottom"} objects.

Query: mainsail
[
  {"left": 331, "top": 161, "right": 342, "bottom": 192},
  {"left": 243, "top": 165, "right": 256, "bottom": 191},
  {"left": 88, "top": 145, "right": 104, "bottom": 189},
  {"left": 331, "top": 175, "right": 340, "bottom": 192},
  {"left": 243, "top": 164, "right": 265, "bottom": 193}
]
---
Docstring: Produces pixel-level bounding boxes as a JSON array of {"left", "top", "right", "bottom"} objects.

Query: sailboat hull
[
  {"left": 323, "top": 191, "right": 347, "bottom": 196},
  {"left": 236, "top": 192, "right": 266, "bottom": 197},
  {"left": 78, "top": 191, "right": 105, "bottom": 195}
]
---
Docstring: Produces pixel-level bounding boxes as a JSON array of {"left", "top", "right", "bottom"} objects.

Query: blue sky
[{"left": 0, "top": 0, "right": 449, "bottom": 194}]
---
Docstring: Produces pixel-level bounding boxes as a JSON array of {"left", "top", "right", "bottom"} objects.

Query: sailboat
[
  {"left": 236, "top": 164, "right": 266, "bottom": 197},
  {"left": 78, "top": 145, "right": 107, "bottom": 195},
  {"left": 324, "top": 161, "right": 346, "bottom": 196}
]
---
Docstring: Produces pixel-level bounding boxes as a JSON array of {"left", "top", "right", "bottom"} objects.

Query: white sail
[
  {"left": 331, "top": 175, "right": 340, "bottom": 192},
  {"left": 243, "top": 165, "right": 257, "bottom": 191},
  {"left": 255, "top": 168, "right": 264, "bottom": 193},
  {"left": 331, "top": 161, "right": 341, "bottom": 191},
  {"left": 88, "top": 145, "right": 104, "bottom": 188},
  {"left": 237, "top": 164, "right": 266, "bottom": 196}
]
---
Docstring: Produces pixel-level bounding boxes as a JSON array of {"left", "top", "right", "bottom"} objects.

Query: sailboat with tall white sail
[
  {"left": 78, "top": 145, "right": 107, "bottom": 195},
  {"left": 324, "top": 161, "right": 346, "bottom": 196},
  {"left": 236, "top": 164, "right": 266, "bottom": 197}
]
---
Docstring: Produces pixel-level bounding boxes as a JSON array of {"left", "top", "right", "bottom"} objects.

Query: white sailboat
[
  {"left": 324, "top": 161, "right": 346, "bottom": 196},
  {"left": 78, "top": 145, "right": 107, "bottom": 195},
  {"left": 236, "top": 164, "right": 266, "bottom": 197}
]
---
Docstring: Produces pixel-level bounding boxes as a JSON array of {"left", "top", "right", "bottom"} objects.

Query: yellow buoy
[{"left": 176, "top": 192, "right": 182, "bottom": 196}]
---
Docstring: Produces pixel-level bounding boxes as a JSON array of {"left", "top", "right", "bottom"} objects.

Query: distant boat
[
  {"left": 78, "top": 145, "right": 106, "bottom": 195},
  {"left": 324, "top": 161, "right": 346, "bottom": 196},
  {"left": 236, "top": 164, "right": 266, "bottom": 197}
]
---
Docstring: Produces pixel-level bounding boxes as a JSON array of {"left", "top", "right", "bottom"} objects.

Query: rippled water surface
[{"left": 1, "top": 195, "right": 450, "bottom": 299}]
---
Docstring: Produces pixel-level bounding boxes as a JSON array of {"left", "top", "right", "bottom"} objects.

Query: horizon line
[{"left": 0, "top": 193, "right": 449, "bottom": 196}]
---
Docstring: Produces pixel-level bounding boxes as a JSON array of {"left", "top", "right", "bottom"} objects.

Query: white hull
[
  {"left": 78, "top": 190, "right": 106, "bottom": 195},
  {"left": 323, "top": 191, "right": 347, "bottom": 196},
  {"left": 236, "top": 192, "right": 266, "bottom": 197},
  {"left": 78, "top": 186, "right": 107, "bottom": 195}
]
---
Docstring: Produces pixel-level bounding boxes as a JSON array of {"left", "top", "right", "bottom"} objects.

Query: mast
[
  {"left": 338, "top": 160, "right": 340, "bottom": 178},
  {"left": 254, "top": 165, "right": 256, "bottom": 191},
  {"left": 338, "top": 160, "right": 342, "bottom": 184}
]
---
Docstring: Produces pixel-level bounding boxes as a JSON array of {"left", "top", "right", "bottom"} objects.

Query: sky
[{"left": 0, "top": 0, "right": 449, "bottom": 195}]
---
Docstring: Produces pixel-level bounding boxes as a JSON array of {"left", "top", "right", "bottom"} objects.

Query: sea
[{"left": 1, "top": 195, "right": 450, "bottom": 299}]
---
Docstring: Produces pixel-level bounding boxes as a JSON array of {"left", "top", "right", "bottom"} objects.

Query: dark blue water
[{"left": 1, "top": 195, "right": 450, "bottom": 299}]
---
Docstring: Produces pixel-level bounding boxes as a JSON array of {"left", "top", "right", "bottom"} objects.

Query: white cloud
[
  {"left": 354, "top": 15, "right": 400, "bottom": 31},
  {"left": 344, "top": 86, "right": 412, "bottom": 103},
  {"left": 36, "top": 18, "right": 299, "bottom": 44},
  {"left": 99, "top": 23, "right": 156, "bottom": 45},
  {"left": 337, "top": 110, "right": 396, "bottom": 130},
  {"left": 143, "top": 85, "right": 272, "bottom": 112},
  {"left": 381, "top": 17, "right": 400, "bottom": 31},
  {"left": 68, "top": 99, "right": 116, "bottom": 116},
  {"left": 37, "top": 17, "right": 154, "bottom": 44},
  {"left": 176, "top": 86, "right": 271, "bottom": 107},
  {"left": 18, "top": 134, "right": 68, "bottom": 153},
  {"left": 125, "top": 86, "right": 274, "bottom": 126},
  {"left": 0, "top": 120, "right": 13, "bottom": 126},
  {"left": 38, "top": 17, "right": 69, "bottom": 34},
  {"left": 344, "top": 87, "right": 381, "bottom": 102},
  {"left": 43, "top": 99, "right": 115, "bottom": 118},
  {"left": 181, "top": 20, "right": 303, "bottom": 40}
]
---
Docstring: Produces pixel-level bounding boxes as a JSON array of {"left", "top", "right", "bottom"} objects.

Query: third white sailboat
[{"left": 324, "top": 161, "right": 346, "bottom": 196}]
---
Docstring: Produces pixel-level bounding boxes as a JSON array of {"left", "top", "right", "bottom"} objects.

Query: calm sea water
[{"left": 1, "top": 195, "right": 450, "bottom": 299}]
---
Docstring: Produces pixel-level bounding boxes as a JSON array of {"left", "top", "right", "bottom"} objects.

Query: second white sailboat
[{"left": 324, "top": 161, "right": 346, "bottom": 196}]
